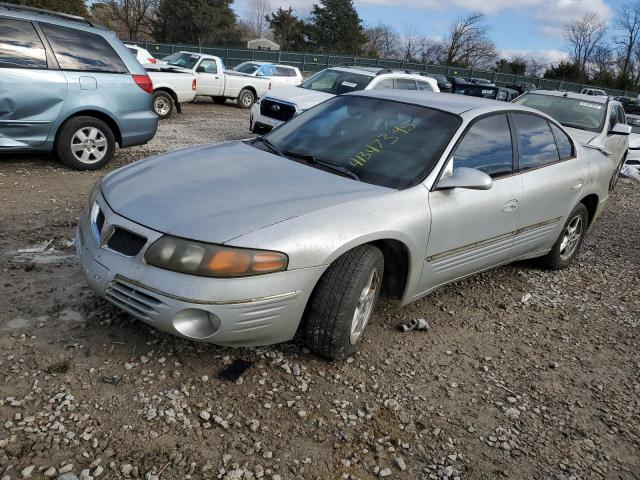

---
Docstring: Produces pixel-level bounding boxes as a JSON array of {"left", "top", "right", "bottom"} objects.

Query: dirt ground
[{"left": 1, "top": 101, "right": 639, "bottom": 480}]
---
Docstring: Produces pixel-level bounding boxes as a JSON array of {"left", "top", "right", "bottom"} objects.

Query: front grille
[
  {"left": 260, "top": 99, "right": 296, "bottom": 122},
  {"left": 105, "top": 278, "right": 166, "bottom": 321},
  {"left": 107, "top": 227, "right": 146, "bottom": 256}
]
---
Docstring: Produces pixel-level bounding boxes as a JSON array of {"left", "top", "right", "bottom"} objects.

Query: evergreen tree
[
  {"left": 265, "top": 7, "right": 306, "bottom": 51},
  {"left": 5, "top": 0, "right": 87, "bottom": 16},
  {"left": 308, "top": 0, "right": 366, "bottom": 54}
]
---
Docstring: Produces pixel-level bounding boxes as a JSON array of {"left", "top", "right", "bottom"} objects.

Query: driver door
[
  {"left": 419, "top": 113, "right": 523, "bottom": 294},
  {"left": 195, "top": 59, "right": 223, "bottom": 96}
]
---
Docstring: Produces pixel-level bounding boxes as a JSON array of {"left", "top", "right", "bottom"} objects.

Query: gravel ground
[{"left": 0, "top": 101, "right": 639, "bottom": 480}]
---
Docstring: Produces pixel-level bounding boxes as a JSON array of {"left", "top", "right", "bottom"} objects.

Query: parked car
[
  {"left": 233, "top": 61, "right": 303, "bottom": 88},
  {"left": 614, "top": 96, "right": 640, "bottom": 115},
  {"left": 446, "top": 76, "right": 469, "bottom": 90},
  {"left": 161, "top": 51, "right": 271, "bottom": 108},
  {"left": 514, "top": 90, "right": 630, "bottom": 191},
  {"left": 469, "top": 77, "right": 494, "bottom": 86},
  {"left": 454, "top": 84, "right": 519, "bottom": 102},
  {"left": 249, "top": 66, "right": 440, "bottom": 134},
  {"left": 626, "top": 113, "right": 640, "bottom": 167},
  {"left": 505, "top": 82, "right": 537, "bottom": 95},
  {"left": 580, "top": 88, "right": 608, "bottom": 97},
  {"left": 0, "top": 3, "right": 157, "bottom": 170},
  {"left": 78, "top": 90, "right": 614, "bottom": 359},
  {"left": 144, "top": 64, "right": 197, "bottom": 119},
  {"left": 125, "top": 44, "right": 156, "bottom": 64},
  {"left": 427, "top": 73, "right": 452, "bottom": 92}
]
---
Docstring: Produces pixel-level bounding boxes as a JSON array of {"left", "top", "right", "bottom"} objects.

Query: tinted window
[
  {"left": 164, "top": 52, "right": 200, "bottom": 69},
  {"left": 396, "top": 79, "right": 417, "bottom": 90},
  {"left": 514, "top": 93, "right": 606, "bottom": 133},
  {"left": 275, "top": 66, "right": 290, "bottom": 76},
  {"left": 513, "top": 114, "right": 559, "bottom": 170},
  {"left": 417, "top": 81, "right": 433, "bottom": 92},
  {"left": 287, "top": 68, "right": 297, "bottom": 77},
  {"left": 41, "top": 23, "right": 127, "bottom": 73},
  {"left": 550, "top": 123, "right": 573, "bottom": 160},
  {"left": 608, "top": 105, "right": 618, "bottom": 131},
  {"left": 301, "top": 69, "right": 372, "bottom": 95},
  {"left": 616, "top": 105, "right": 626, "bottom": 124},
  {"left": 373, "top": 78, "right": 394, "bottom": 90},
  {"left": 452, "top": 114, "right": 513, "bottom": 178},
  {"left": 199, "top": 59, "right": 217, "bottom": 73},
  {"left": 0, "top": 18, "right": 46, "bottom": 69}
]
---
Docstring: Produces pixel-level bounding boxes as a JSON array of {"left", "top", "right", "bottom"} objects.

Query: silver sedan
[{"left": 77, "top": 90, "right": 619, "bottom": 360}]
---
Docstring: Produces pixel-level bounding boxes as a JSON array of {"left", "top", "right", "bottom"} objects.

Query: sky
[{"left": 233, "top": 0, "right": 620, "bottom": 64}]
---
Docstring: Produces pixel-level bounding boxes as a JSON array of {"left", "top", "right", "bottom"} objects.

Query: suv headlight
[{"left": 145, "top": 236, "right": 288, "bottom": 277}]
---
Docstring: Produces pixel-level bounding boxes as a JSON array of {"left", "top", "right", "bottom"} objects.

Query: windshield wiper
[
  {"left": 283, "top": 150, "right": 361, "bottom": 181},
  {"left": 253, "top": 136, "right": 285, "bottom": 157},
  {"left": 560, "top": 122, "right": 588, "bottom": 130}
]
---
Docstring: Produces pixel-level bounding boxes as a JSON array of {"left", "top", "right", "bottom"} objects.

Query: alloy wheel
[
  {"left": 154, "top": 96, "right": 171, "bottom": 116},
  {"left": 349, "top": 268, "right": 380, "bottom": 344},
  {"left": 70, "top": 127, "right": 108, "bottom": 164},
  {"left": 559, "top": 215, "right": 584, "bottom": 261}
]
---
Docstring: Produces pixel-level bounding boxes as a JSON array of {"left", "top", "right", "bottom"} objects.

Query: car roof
[
  {"left": 526, "top": 89, "right": 610, "bottom": 103},
  {"left": 348, "top": 89, "right": 541, "bottom": 115},
  {"left": 0, "top": 2, "right": 107, "bottom": 31}
]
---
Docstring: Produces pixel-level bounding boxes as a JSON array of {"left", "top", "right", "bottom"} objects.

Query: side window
[
  {"left": 550, "top": 123, "right": 574, "bottom": 160},
  {"left": 40, "top": 23, "right": 127, "bottom": 73},
  {"left": 452, "top": 114, "right": 514, "bottom": 178},
  {"left": 608, "top": 105, "right": 618, "bottom": 131},
  {"left": 396, "top": 78, "right": 417, "bottom": 90},
  {"left": 199, "top": 59, "right": 217, "bottom": 74},
  {"left": 496, "top": 91, "right": 507, "bottom": 101},
  {"left": 275, "top": 66, "right": 289, "bottom": 76},
  {"left": 0, "top": 18, "right": 47, "bottom": 69},
  {"left": 513, "top": 113, "right": 560, "bottom": 170},
  {"left": 616, "top": 105, "right": 626, "bottom": 125},
  {"left": 417, "top": 81, "right": 433, "bottom": 92},
  {"left": 372, "top": 78, "right": 394, "bottom": 90},
  {"left": 287, "top": 68, "right": 298, "bottom": 77}
]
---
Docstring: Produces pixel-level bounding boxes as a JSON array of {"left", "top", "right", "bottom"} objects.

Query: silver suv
[{"left": 0, "top": 3, "right": 158, "bottom": 170}]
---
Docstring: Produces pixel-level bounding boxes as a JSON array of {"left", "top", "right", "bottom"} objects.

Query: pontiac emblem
[{"left": 271, "top": 104, "right": 281, "bottom": 112}]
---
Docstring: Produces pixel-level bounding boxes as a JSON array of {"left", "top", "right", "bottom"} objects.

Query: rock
[
  {"left": 297, "top": 410, "right": 307, "bottom": 418},
  {"left": 44, "top": 467, "right": 57, "bottom": 478},
  {"left": 120, "top": 464, "right": 133, "bottom": 477},
  {"left": 199, "top": 410, "right": 211, "bottom": 421},
  {"left": 395, "top": 457, "right": 406, "bottom": 471},
  {"left": 57, "top": 474, "right": 79, "bottom": 480},
  {"left": 21, "top": 466, "right": 35, "bottom": 478},
  {"left": 379, "top": 467, "right": 392, "bottom": 477},
  {"left": 58, "top": 465, "right": 74, "bottom": 474},
  {"left": 383, "top": 399, "right": 399, "bottom": 411},
  {"left": 505, "top": 407, "right": 521, "bottom": 419}
]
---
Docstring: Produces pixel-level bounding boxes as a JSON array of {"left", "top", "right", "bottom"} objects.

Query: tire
[
  {"left": 152, "top": 91, "right": 174, "bottom": 119},
  {"left": 55, "top": 116, "right": 115, "bottom": 171},
  {"left": 304, "top": 245, "right": 384, "bottom": 360},
  {"left": 237, "top": 88, "right": 255, "bottom": 109},
  {"left": 540, "top": 203, "right": 589, "bottom": 270},
  {"left": 609, "top": 152, "right": 626, "bottom": 192},
  {"left": 212, "top": 96, "right": 227, "bottom": 105}
]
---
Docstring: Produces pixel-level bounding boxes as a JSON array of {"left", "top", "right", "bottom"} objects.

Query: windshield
[
  {"left": 256, "top": 95, "right": 461, "bottom": 189},
  {"left": 163, "top": 52, "right": 200, "bottom": 69},
  {"left": 300, "top": 69, "right": 372, "bottom": 95},
  {"left": 627, "top": 116, "right": 640, "bottom": 134},
  {"left": 514, "top": 93, "right": 606, "bottom": 133},
  {"left": 234, "top": 62, "right": 260, "bottom": 74}
]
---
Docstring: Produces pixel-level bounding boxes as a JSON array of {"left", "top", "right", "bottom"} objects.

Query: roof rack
[{"left": 0, "top": 2, "right": 96, "bottom": 26}]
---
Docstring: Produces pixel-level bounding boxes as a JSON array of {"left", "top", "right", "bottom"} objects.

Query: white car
[
  {"left": 125, "top": 44, "right": 157, "bottom": 65},
  {"left": 144, "top": 64, "right": 197, "bottom": 119},
  {"left": 581, "top": 88, "right": 608, "bottom": 98},
  {"left": 161, "top": 51, "right": 271, "bottom": 108},
  {"left": 626, "top": 113, "right": 640, "bottom": 167},
  {"left": 250, "top": 66, "right": 440, "bottom": 134},
  {"left": 233, "top": 61, "right": 303, "bottom": 88}
]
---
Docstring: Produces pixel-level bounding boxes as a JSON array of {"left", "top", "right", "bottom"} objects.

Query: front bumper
[
  {"left": 76, "top": 194, "right": 323, "bottom": 346},
  {"left": 250, "top": 102, "right": 284, "bottom": 133}
]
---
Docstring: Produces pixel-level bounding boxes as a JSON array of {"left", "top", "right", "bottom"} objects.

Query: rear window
[
  {"left": 514, "top": 93, "right": 606, "bottom": 133},
  {"left": 301, "top": 69, "right": 372, "bottom": 95},
  {"left": 0, "top": 18, "right": 47, "bottom": 69},
  {"left": 41, "top": 23, "right": 127, "bottom": 73}
]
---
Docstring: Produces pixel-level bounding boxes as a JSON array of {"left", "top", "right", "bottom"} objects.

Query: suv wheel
[
  {"left": 304, "top": 245, "right": 384, "bottom": 360},
  {"left": 540, "top": 203, "right": 588, "bottom": 270},
  {"left": 238, "top": 88, "right": 255, "bottom": 109},
  {"left": 56, "top": 116, "right": 115, "bottom": 170},
  {"left": 152, "top": 91, "right": 174, "bottom": 119}
]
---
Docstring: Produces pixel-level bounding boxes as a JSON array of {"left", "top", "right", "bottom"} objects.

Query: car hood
[
  {"left": 101, "top": 142, "right": 389, "bottom": 244},
  {"left": 263, "top": 86, "right": 335, "bottom": 110},
  {"left": 563, "top": 126, "right": 599, "bottom": 146}
]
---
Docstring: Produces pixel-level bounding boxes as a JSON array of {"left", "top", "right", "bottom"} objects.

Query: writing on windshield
[{"left": 350, "top": 120, "right": 416, "bottom": 167}]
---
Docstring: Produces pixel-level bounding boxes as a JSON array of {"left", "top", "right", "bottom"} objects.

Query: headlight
[{"left": 144, "top": 236, "right": 288, "bottom": 277}]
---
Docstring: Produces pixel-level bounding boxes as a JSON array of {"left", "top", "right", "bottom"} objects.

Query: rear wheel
[
  {"left": 237, "top": 88, "right": 255, "bottom": 109},
  {"left": 152, "top": 91, "right": 174, "bottom": 119},
  {"left": 540, "top": 203, "right": 588, "bottom": 270},
  {"left": 55, "top": 116, "right": 115, "bottom": 170},
  {"left": 304, "top": 245, "right": 384, "bottom": 360}
]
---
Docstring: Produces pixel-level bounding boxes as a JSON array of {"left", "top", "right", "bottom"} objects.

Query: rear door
[
  {"left": 0, "top": 17, "right": 67, "bottom": 148},
  {"left": 195, "top": 58, "right": 223, "bottom": 96},
  {"left": 511, "top": 113, "right": 587, "bottom": 258}
]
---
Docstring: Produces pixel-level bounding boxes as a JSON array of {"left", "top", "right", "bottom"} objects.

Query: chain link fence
[{"left": 139, "top": 42, "right": 637, "bottom": 98}]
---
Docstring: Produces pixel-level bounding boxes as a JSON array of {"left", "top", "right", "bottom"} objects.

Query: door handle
[
  {"left": 502, "top": 199, "right": 519, "bottom": 213},
  {"left": 571, "top": 180, "right": 584, "bottom": 191}
]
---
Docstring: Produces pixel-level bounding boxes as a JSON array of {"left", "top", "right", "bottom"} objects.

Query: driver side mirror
[
  {"left": 610, "top": 123, "right": 632, "bottom": 135},
  {"left": 437, "top": 167, "right": 493, "bottom": 191},
  {"left": 196, "top": 66, "right": 206, "bottom": 73},
  {"left": 256, "top": 71, "right": 264, "bottom": 77}
]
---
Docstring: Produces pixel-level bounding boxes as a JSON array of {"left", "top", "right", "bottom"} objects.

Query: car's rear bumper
[
  {"left": 119, "top": 109, "right": 158, "bottom": 147},
  {"left": 75, "top": 196, "right": 322, "bottom": 347}
]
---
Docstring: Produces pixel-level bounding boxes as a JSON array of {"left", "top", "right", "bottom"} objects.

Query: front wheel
[
  {"left": 152, "top": 91, "right": 174, "bottom": 119},
  {"left": 237, "top": 88, "right": 255, "bottom": 109},
  {"left": 55, "top": 116, "right": 115, "bottom": 170},
  {"left": 304, "top": 245, "right": 384, "bottom": 360},
  {"left": 540, "top": 203, "right": 588, "bottom": 270}
]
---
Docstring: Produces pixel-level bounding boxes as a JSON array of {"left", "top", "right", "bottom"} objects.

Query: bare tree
[
  {"left": 523, "top": 55, "right": 548, "bottom": 77},
  {"left": 614, "top": 2, "right": 640, "bottom": 86},
  {"left": 564, "top": 12, "right": 607, "bottom": 77},
  {"left": 418, "top": 38, "right": 444, "bottom": 64},
  {"left": 245, "top": 0, "right": 272, "bottom": 38},
  {"left": 364, "top": 23, "right": 399, "bottom": 58},
  {"left": 399, "top": 24, "right": 421, "bottom": 62},
  {"left": 443, "top": 12, "right": 497, "bottom": 68},
  {"left": 102, "top": 0, "right": 155, "bottom": 41}
]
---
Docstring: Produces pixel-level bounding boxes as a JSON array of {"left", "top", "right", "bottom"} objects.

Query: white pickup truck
[
  {"left": 145, "top": 64, "right": 197, "bottom": 119},
  {"left": 161, "top": 51, "right": 271, "bottom": 108}
]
